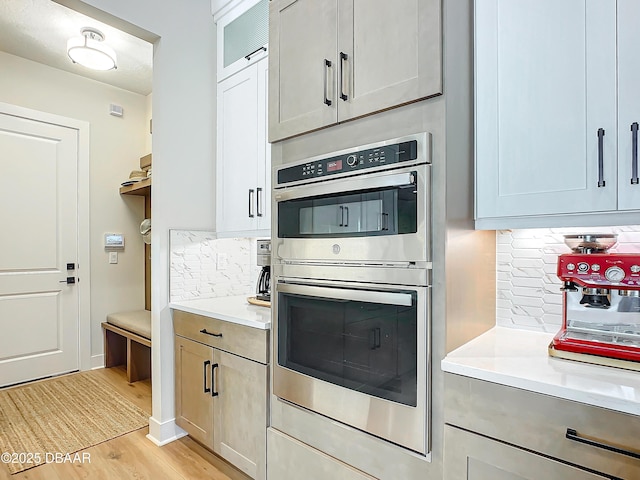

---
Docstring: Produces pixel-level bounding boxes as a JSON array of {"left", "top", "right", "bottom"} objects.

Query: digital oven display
[{"left": 327, "top": 160, "right": 342, "bottom": 172}]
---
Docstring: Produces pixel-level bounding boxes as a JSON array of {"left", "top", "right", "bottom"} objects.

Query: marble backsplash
[
  {"left": 169, "top": 230, "right": 265, "bottom": 302},
  {"left": 497, "top": 226, "right": 640, "bottom": 332}
]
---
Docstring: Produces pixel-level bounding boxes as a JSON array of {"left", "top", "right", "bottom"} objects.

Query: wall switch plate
[{"left": 109, "top": 251, "right": 118, "bottom": 264}]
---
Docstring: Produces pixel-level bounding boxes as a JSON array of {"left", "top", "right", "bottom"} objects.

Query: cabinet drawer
[
  {"left": 445, "top": 374, "right": 640, "bottom": 479},
  {"left": 267, "top": 428, "right": 375, "bottom": 480},
  {"left": 173, "top": 310, "right": 268, "bottom": 364}
]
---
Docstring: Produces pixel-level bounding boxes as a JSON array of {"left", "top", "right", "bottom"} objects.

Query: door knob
[{"left": 59, "top": 277, "right": 76, "bottom": 284}]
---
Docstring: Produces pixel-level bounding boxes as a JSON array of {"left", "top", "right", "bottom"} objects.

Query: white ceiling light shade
[{"left": 67, "top": 27, "right": 117, "bottom": 71}]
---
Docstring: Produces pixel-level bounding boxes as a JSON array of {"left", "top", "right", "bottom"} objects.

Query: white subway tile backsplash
[{"left": 496, "top": 226, "right": 640, "bottom": 331}]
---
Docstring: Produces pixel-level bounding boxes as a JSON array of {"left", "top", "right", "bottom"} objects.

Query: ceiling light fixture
[{"left": 67, "top": 27, "right": 117, "bottom": 71}]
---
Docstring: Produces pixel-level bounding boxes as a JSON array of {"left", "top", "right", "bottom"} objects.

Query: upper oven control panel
[{"left": 277, "top": 140, "right": 418, "bottom": 185}]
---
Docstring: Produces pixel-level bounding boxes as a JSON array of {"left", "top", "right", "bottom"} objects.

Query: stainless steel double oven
[{"left": 272, "top": 133, "right": 432, "bottom": 454}]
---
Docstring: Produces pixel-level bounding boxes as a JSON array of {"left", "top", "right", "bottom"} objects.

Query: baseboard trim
[
  {"left": 147, "top": 416, "right": 188, "bottom": 446},
  {"left": 90, "top": 354, "right": 104, "bottom": 370}
]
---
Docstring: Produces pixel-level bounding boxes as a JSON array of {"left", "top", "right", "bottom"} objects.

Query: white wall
[
  {"left": 64, "top": 0, "right": 217, "bottom": 445},
  {"left": 0, "top": 51, "right": 148, "bottom": 366}
]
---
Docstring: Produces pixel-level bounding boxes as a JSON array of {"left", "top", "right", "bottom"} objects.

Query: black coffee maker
[{"left": 256, "top": 239, "right": 271, "bottom": 302}]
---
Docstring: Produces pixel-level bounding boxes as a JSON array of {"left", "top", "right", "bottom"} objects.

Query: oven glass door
[
  {"left": 277, "top": 282, "right": 418, "bottom": 406},
  {"left": 278, "top": 172, "right": 417, "bottom": 239}
]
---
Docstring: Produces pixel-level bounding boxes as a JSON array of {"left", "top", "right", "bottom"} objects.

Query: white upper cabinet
[
  {"left": 475, "top": 0, "right": 616, "bottom": 223},
  {"left": 216, "top": 58, "right": 270, "bottom": 235},
  {"left": 216, "top": 0, "right": 269, "bottom": 82},
  {"left": 268, "top": 0, "right": 442, "bottom": 142},
  {"left": 214, "top": 0, "right": 270, "bottom": 236},
  {"left": 617, "top": 0, "right": 640, "bottom": 211},
  {"left": 475, "top": 0, "right": 640, "bottom": 228}
]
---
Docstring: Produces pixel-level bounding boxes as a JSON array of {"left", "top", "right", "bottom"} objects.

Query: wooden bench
[{"left": 102, "top": 310, "right": 151, "bottom": 383}]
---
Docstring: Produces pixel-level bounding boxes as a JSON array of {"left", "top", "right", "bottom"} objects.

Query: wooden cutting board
[{"left": 247, "top": 297, "right": 271, "bottom": 308}]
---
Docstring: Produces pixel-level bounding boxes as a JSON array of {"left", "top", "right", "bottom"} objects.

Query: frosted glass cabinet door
[
  {"left": 475, "top": 0, "right": 617, "bottom": 219},
  {"left": 216, "top": 0, "right": 269, "bottom": 81},
  {"left": 617, "top": 1, "right": 640, "bottom": 211}
]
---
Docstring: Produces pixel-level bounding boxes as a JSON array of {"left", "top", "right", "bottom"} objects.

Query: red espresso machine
[{"left": 549, "top": 234, "right": 640, "bottom": 370}]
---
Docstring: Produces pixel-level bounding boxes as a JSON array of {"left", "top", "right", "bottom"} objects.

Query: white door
[
  {"left": 0, "top": 111, "right": 79, "bottom": 387},
  {"left": 475, "top": 0, "right": 617, "bottom": 219}
]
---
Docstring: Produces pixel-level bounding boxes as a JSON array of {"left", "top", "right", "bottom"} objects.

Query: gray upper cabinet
[{"left": 268, "top": 0, "right": 442, "bottom": 142}]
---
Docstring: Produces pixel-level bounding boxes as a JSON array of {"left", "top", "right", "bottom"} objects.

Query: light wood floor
[{"left": 0, "top": 367, "right": 252, "bottom": 480}]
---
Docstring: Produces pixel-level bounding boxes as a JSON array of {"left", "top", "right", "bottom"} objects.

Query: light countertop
[
  {"left": 169, "top": 295, "right": 271, "bottom": 330},
  {"left": 442, "top": 326, "right": 640, "bottom": 416}
]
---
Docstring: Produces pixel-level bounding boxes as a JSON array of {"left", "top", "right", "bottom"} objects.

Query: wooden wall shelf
[{"left": 120, "top": 177, "right": 151, "bottom": 196}]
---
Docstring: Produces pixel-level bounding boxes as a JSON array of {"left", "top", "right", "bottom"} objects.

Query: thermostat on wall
[{"left": 105, "top": 233, "right": 125, "bottom": 250}]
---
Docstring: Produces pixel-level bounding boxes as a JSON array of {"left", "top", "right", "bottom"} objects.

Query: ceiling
[{"left": 0, "top": 0, "right": 153, "bottom": 96}]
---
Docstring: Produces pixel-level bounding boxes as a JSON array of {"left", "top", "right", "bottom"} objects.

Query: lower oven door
[{"left": 273, "top": 277, "right": 430, "bottom": 454}]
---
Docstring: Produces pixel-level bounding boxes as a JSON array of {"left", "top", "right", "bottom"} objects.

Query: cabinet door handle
[
  {"left": 381, "top": 212, "right": 389, "bottom": 231},
  {"left": 597, "top": 128, "right": 606, "bottom": 187},
  {"left": 344, "top": 206, "right": 349, "bottom": 227},
  {"left": 200, "top": 328, "right": 223, "bottom": 338},
  {"left": 203, "top": 360, "right": 211, "bottom": 394},
  {"left": 339, "top": 206, "right": 344, "bottom": 226},
  {"left": 632, "top": 122, "right": 639, "bottom": 185},
  {"left": 369, "top": 327, "right": 381, "bottom": 349},
  {"left": 339, "top": 52, "right": 348, "bottom": 101},
  {"left": 257, "top": 187, "right": 263, "bottom": 217},
  {"left": 249, "top": 189, "right": 255, "bottom": 218},
  {"left": 323, "top": 59, "right": 332, "bottom": 106},
  {"left": 245, "top": 46, "right": 267, "bottom": 61},
  {"left": 211, "top": 363, "right": 219, "bottom": 397},
  {"left": 566, "top": 428, "right": 640, "bottom": 460}
]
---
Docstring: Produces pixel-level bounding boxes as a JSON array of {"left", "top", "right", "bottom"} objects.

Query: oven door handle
[
  {"left": 274, "top": 171, "right": 416, "bottom": 201},
  {"left": 277, "top": 282, "right": 413, "bottom": 306}
]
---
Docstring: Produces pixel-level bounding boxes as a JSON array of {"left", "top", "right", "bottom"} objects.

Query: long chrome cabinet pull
[
  {"left": 344, "top": 206, "right": 349, "bottom": 227},
  {"left": 323, "top": 59, "right": 332, "bottom": 106},
  {"left": 211, "top": 363, "right": 219, "bottom": 397},
  {"left": 632, "top": 122, "right": 639, "bottom": 185},
  {"left": 597, "top": 128, "right": 606, "bottom": 187},
  {"left": 200, "top": 328, "right": 223, "bottom": 338},
  {"left": 249, "top": 189, "right": 255, "bottom": 218},
  {"left": 339, "top": 52, "right": 348, "bottom": 101},
  {"left": 203, "top": 360, "right": 211, "bottom": 393},
  {"left": 257, "top": 187, "right": 263, "bottom": 217},
  {"left": 566, "top": 428, "right": 640, "bottom": 460},
  {"left": 339, "top": 206, "right": 344, "bottom": 226}
]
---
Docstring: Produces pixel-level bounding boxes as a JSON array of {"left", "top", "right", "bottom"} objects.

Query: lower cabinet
[
  {"left": 444, "top": 425, "right": 609, "bottom": 480},
  {"left": 174, "top": 311, "right": 268, "bottom": 480},
  {"left": 267, "top": 428, "right": 376, "bottom": 480},
  {"left": 444, "top": 373, "right": 640, "bottom": 480}
]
